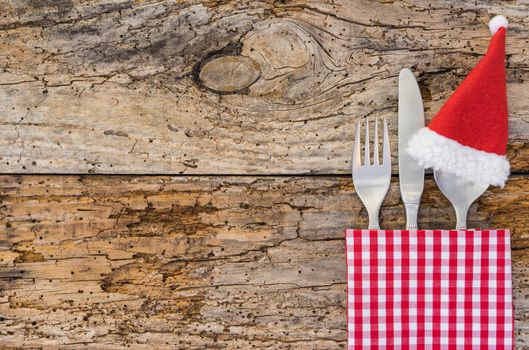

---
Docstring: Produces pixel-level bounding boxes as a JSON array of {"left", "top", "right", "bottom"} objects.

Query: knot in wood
[{"left": 197, "top": 55, "right": 261, "bottom": 94}]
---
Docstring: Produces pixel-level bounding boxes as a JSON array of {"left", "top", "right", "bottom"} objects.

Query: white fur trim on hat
[
  {"left": 489, "top": 15, "right": 508, "bottom": 35},
  {"left": 407, "top": 128, "right": 510, "bottom": 187}
]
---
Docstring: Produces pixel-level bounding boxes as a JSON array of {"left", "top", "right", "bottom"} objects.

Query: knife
[{"left": 398, "top": 68, "right": 425, "bottom": 230}]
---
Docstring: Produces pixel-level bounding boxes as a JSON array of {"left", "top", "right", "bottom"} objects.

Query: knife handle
[{"left": 405, "top": 203, "right": 419, "bottom": 230}]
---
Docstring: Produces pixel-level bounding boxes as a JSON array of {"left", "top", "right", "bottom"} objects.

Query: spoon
[{"left": 433, "top": 170, "right": 488, "bottom": 229}]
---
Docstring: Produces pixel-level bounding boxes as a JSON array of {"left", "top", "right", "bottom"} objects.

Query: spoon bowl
[{"left": 433, "top": 170, "right": 488, "bottom": 229}]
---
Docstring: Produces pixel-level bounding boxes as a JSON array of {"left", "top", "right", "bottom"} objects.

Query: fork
[{"left": 352, "top": 118, "right": 392, "bottom": 229}]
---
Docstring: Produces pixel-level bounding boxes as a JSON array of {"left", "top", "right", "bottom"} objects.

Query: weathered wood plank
[
  {"left": 0, "top": 0, "right": 528, "bottom": 174},
  {"left": 0, "top": 175, "right": 528, "bottom": 348}
]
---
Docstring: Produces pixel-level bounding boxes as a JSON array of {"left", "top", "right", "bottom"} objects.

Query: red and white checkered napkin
[{"left": 345, "top": 229, "right": 513, "bottom": 349}]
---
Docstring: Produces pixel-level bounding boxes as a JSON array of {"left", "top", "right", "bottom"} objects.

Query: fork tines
[{"left": 353, "top": 118, "right": 390, "bottom": 168}]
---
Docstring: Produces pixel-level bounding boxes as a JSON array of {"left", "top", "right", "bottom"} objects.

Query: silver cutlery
[
  {"left": 434, "top": 170, "right": 488, "bottom": 229},
  {"left": 398, "top": 68, "right": 425, "bottom": 230},
  {"left": 352, "top": 118, "right": 391, "bottom": 229}
]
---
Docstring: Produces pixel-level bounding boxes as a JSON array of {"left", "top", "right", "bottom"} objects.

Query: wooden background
[{"left": 0, "top": 0, "right": 528, "bottom": 348}]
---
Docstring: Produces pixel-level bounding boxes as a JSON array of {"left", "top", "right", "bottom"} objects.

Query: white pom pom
[{"left": 489, "top": 15, "right": 508, "bottom": 35}]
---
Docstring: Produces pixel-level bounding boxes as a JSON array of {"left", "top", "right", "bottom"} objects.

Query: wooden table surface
[{"left": 0, "top": 1, "right": 528, "bottom": 348}]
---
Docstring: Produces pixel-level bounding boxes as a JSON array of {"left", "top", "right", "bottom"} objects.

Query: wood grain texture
[
  {"left": 0, "top": 0, "right": 528, "bottom": 174},
  {"left": 0, "top": 175, "right": 528, "bottom": 348}
]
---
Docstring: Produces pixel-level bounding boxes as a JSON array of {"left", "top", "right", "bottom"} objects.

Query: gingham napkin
[{"left": 345, "top": 229, "right": 513, "bottom": 349}]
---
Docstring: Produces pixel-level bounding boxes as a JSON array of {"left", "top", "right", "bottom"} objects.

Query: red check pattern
[{"left": 345, "top": 229, "right": 513, "bottom": 349}]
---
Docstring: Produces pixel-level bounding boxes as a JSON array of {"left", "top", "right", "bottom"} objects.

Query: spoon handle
[{"left": 455, "top": 205, "right": 469, "bottom": 230}]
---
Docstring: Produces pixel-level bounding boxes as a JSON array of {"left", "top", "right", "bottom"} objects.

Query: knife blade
[{"left": 398, "top": 68, "right": 425, "bottom": 230}]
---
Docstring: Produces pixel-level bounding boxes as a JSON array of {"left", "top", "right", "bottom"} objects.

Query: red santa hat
[{"left": 407, "top": 15, "right": 510, "bottom": 187}]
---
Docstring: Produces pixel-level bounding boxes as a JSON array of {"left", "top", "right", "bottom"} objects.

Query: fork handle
[
  {"left": 368, "top": 222, "right": 380, "bottom": 230},
  {"left": 367, "top": 209, "right": 381, "bottom": 230}
]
